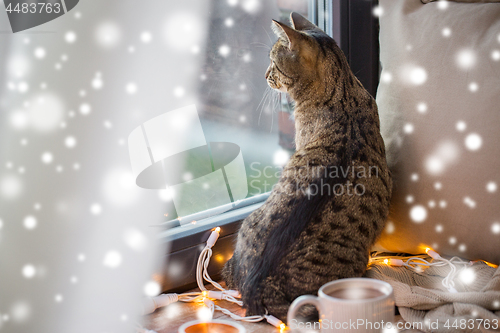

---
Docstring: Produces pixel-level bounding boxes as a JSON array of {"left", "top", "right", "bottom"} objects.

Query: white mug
[
  {"left": 287, "top": 278, "right": 394, "bottom": 332},
  {"left": 178, "top": 319, "right": 246, "bottom": 333}
]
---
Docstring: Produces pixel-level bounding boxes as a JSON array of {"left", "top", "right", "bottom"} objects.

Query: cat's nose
[{"left": 265, "top": 67, "right": 271, "bottom": 79}]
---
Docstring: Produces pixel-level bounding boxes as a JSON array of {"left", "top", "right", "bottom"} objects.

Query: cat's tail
[{"left": 240, "top": 164, "right": 348, "bottom": 316}]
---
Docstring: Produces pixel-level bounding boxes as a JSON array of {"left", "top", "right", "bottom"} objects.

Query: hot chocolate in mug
[{"left": 287, "top": 278, "right": 395, "bottom": 332}]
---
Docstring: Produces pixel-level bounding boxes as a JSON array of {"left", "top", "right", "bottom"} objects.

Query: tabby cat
[{"left": 222, "top": 12, "right": 392, "bottom": 321}]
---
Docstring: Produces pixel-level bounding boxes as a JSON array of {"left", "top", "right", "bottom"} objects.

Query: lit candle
[{"left": 178, "top": 320, "right": 246, "bottom": 333}]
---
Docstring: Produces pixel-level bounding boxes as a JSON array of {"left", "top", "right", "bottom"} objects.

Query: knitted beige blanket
[{"left": 366, "top": 262, "right": 500, "bottom": 333}]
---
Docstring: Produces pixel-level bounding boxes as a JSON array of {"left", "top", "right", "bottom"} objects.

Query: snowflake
[
  {"left": 456, "top": 49, "right": 476, "bottom": 70},
  {"left": 125, "top": 82, "right": 138, "bottom": 94},
  {"left": 491, "top": 222, "right": 500, "bottom": 235},
  {"left": 372, "top": 6, "right": 384, "bottom": 17},
  {"left": 23, "top": 215, "right": 37, "bottom": 230},
  {"left": 464, "top": 133, "right": 482, "bottom": 151},
  {"left": 64, "top": 136, "right": 77, "bottom": 148},
  {"left": 410, "top": 205, "right": 427, "bottom": 223},
  {"left": 417, "top": 102, "right": 427, "bottom": 113},
  {"left": 103, "top": 250, "right": 122, "bottom": 268},
  {"left": 95, "top": 21, "right": 122, "bottom": 48},
  {"left": 219, "top": 44, "right": 231, "bottom": 57},
  {"left": 456, "top": 121, "right": 467, "bottom": 132},
  {"left": 90, "top": 203, "right": 102, "bottom": 215},
  {"left": 65, "top": 31, "right": 77, "bottom": 44},
  {"left": 468, "top": 82, "right": 479, "bottom": 92},
  {"left": 41, "top": 152, "right": 54, "bottom": 164},
  {"left": 143, "top": 281, "right": 161, "bottom": 296},
  {"left": 140, "top": 31, "right": 152, "bottom": 43},
  {"left": 34, "top": 47, "right": 46, "bottom": 59}
]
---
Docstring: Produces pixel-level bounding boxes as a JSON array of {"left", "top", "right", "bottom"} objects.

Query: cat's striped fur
[{"left": 222, "top": 12, "right": 392, "bottom": 321}]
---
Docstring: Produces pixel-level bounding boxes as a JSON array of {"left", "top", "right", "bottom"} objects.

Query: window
[{"left": 161, "top": 1, "right": 311, "bottom": 238}]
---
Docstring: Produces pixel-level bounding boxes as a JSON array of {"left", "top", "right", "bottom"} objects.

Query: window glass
[{"left": 159, "top": 0, "right": 310, "bottom": 229}]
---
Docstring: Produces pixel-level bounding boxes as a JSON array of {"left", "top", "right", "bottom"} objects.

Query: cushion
[
  {"left": 375, "top": 0, "right": 500, "bottom": 264},
  {"left": 422, "top": 0, "right": 500, "bottom": 3}
]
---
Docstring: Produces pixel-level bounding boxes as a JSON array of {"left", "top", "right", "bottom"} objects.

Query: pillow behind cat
[{"left": 376, "top": 0, "right": 500, "bottom": 264}]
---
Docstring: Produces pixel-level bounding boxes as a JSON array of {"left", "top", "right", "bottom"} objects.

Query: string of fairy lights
[
  {"left": 137, "top": 227, "right": 286, "bottom": 333},
  {"left": 136, "top": 227, "right": 498, "bottom": 332}
]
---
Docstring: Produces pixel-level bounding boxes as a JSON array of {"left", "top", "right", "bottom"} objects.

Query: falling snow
[
  {"left": 456, "top": 121, "right": 467, "bottom": 132},
  {"left": 65, "top": 31, "right": 77, "bottom": 44},
  {"left": 219, "top": 44, "right": 231, "bottom": 57},
  {"left": 95, "top": 21, "right": 122, "bottom": 48},
  {"left": 468, "top": 82, "right": 479, "bottom": 92},
  {"left": 65, "top": 136, "right": 77, "bottom": 148},
  {"left": 79, "top": 103, "right": 92, "bottom": 115},
  {"left": 437, "top": 0, "right": 449, "bottom": 10},
  {"left": 123, "top": 228, "right": 147, "bottom": 252},
  {"left": 456, "top": 49, "right": 477, "bottom": 70},
  {"left": 380, "top": 72, "right": 392, "bottom": 83},
  {"left": 0, "top": 174, "right": 23, "bottom": 199},
  {"left": 143, "top": 281, "right": 161, "bottom": 296},
  {"left": 459, "top": 268, "right": 475, "bottom": 284},
  {"left": 22, "top": 264, "right": 36, "bottom": 278},
  {"left": 373, "top": 6, "right": 384, "bottom": 17},
  {"left": 486, "top": 181, "right": 497, "bottom": 193},
  {"left": 173, "top": 86, "right": 185, "bottom": 97},
  {"left": 196, "top": 306, "right": 213, "bottom": 321},
  {"left": 463, "top": 196, "right": 477, "bottom": 209},
  {"left": 410, "top": 205, "right": 427, "bottom": 223},
  {"left": 417, "top": 102, "right": 427, "bottom": 113},
  {"left": 491, "top": 222, "right": 500, "bottom": 235},
  {"left": 464, "top": 133, "right": 482, "bottom": 151},
  {"left": 403, "top": 123, "right": 414, "bottom": 134},
  {"left": 126, "top": 82, "right": 138, "bottom": 94},
  {"left": 140, "top": 31, "right": 153, "bottom": 43},
  {"left": 23, "top": 215, "right": 37, "bottom": 230},
  {"left": 224, "top": 18, "right": 234, "bottom": 27},
  {"left": 492, "top": 50, "right": 500, "bottom": 61},
  {"left": 34, "top": 47, "right": 46, "bottom": 59},
  {"left": 41, "top": 152, "right": 54, "bottom": 164},
  {"left": 103, "top": 250, "right": 122, "bottom": 268},
  {"left": 90, "top": 203, "right": 102, "bottom": 215}
]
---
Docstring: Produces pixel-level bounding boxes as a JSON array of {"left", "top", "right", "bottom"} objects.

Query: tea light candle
[{"left": 178, "top": 320, "right": 246, "bottom": 333}]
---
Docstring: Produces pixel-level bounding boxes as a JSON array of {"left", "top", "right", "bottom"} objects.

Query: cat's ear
[
  {"left": 271, "top": 20, "right": 303, "bottom": 51},
  {"left": 290, "top": 12, "right": 318, "bottom": 31}
]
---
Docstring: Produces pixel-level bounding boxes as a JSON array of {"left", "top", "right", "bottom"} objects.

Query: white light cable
[
  {"left": 140, "top": 226, "right": 285, "bottom": 330},
  {"left": 196, "top": 228, "right": 285, "bottom": 329},
  {"left": 371, "top": 249, "right": 472, "bottom": 293}
]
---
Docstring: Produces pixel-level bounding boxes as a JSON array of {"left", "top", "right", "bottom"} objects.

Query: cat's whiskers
[
  {"left": 261, "top": 26, "right": 275, "bottom": 46},
  {"left": 250, "top": 42, "right": 272, "bottom": 51},
  {"left": 256, "top": 86, "right": 273, "bottom": 125}
]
